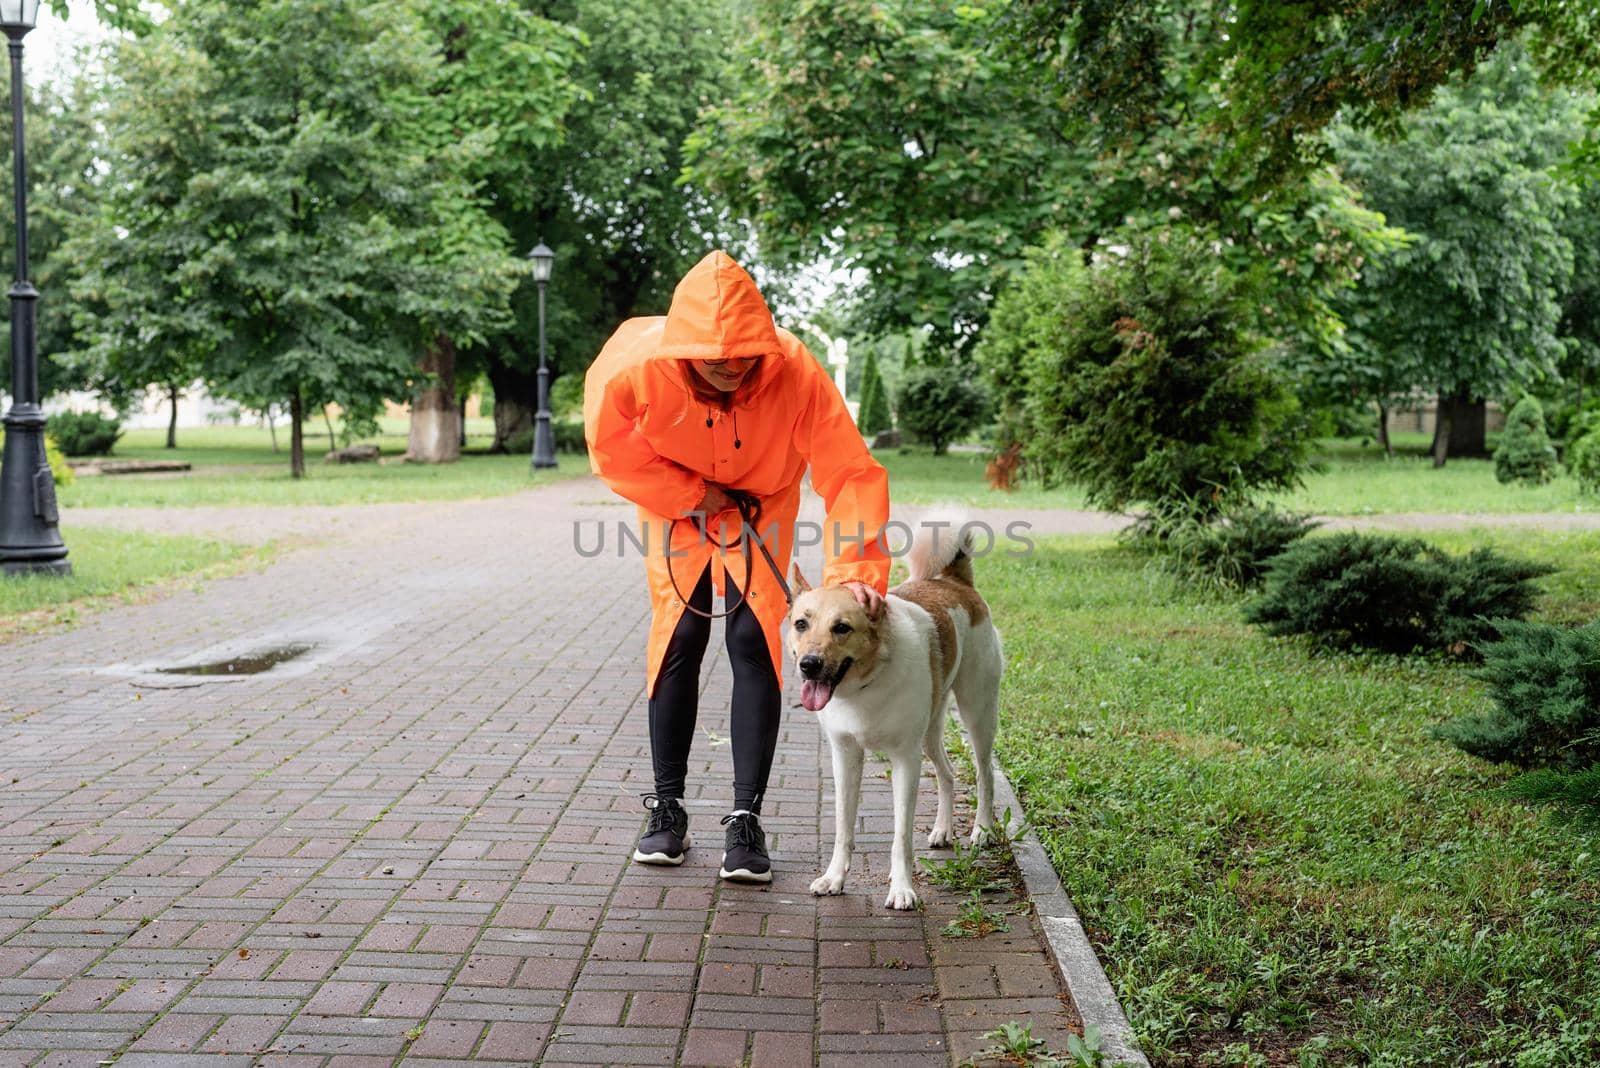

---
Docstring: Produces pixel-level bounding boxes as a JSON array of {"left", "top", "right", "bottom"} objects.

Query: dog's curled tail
[{"left": 906, "top": 508, "right": 976, "bottom": 586}]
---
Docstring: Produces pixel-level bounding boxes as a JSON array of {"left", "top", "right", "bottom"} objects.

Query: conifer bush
[
  {"left": 1244, "top": 533, "right": 1552, "bottom": 654},
  {"left": 974, "top": 227, "right": 1311, "bottom": 521},
  {"left": 857, "top": 346, "right": 893, "bottom": 435},
  {"left": 1435, "top": 620, "right": 1600, "bottom": 769},
  {"left": 1493, "top": 395, "right": 1559, "bottom": 484},
  {"left": 1154, "top": 506, "right": 1319, "bottom": 589}
]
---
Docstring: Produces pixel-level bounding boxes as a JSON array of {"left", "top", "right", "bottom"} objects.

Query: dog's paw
[
  {"left": 927, "top": 825, "right": 955, "bottom": 849},
  {"left": 969, "top": 823, "right": 997, "bottom": 848},
  {"left": 810, "top": 872, "right": 846, "bottom": 896},
  {"left": 884, "top": 883, "right": 920, "bottom": 911}
]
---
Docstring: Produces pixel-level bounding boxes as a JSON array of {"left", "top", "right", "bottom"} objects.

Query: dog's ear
[{"left": 790, "top": 564, "right": 813, "bottom": 593}]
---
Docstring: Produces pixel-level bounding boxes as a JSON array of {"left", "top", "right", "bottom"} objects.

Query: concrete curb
[{"left": 987, "top": 760, "right": 1151, "bottom": 1067}]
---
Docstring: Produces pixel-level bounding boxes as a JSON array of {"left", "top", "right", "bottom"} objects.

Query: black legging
[{"left": 649, "top": 565, "right": 782, "bottom": 814}]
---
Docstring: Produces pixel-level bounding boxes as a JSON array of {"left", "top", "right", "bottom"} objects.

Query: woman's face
[{"left": 689, "top": 356, "right": 760, "bottom": 393}]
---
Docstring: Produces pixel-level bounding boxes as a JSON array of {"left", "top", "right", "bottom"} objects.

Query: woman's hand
[
  {"left": 696, "top": 484, "right": 737, "bottom": 517},
  {"left": 841, "top": 581, "right": 886, "bottom": 620}
]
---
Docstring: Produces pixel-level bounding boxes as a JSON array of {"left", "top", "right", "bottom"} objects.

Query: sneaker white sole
[
  {"left": 633, "top": 834, "right": 690, "bottom": 866},
  {"left": 719, "top": 860, "right": 773, "bottom": 884}
]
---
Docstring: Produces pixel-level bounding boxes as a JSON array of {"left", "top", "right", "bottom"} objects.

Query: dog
[{"left": 787, "top": 516, "right": 1003, "bottom": 910}]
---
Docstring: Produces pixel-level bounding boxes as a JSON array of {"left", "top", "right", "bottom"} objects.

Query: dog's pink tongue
[{"left": 800, "top": 679, "right": 833, "bottom": 712}]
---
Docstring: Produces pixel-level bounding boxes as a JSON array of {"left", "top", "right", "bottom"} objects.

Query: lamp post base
[
  {"left": 531, "top": 410, "right": 558, "bottom": 469},
  {"left": 1, "top": 404, "right": 70, "bottom": 577}
]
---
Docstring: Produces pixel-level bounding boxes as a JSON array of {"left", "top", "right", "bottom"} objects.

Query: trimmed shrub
[
  {"left": 1434, "top": 620, "right": 1600, "bottom": 769},
  {"left": 1155, "top": 506, "right": 1319, "bottom": 589},
  {"left": 46, "top": 411, "right": 121, "bottom": 457},
  {"left": 1493, "top": 395, "right": 1558, "bottom": 484},
  {"left": 857, "top": 345, "right": 892, "bottom": 436},
  {"left": 1244, "top": 533, "right": 1553, "bottom": 654},
  {"left": 975, "top": 227, "right": 1311, "bottom": 521},
  {"left": 896, "top": 367, "right": 986, "bottom": 456}
]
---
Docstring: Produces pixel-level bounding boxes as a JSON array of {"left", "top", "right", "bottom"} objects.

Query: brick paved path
[{"left": 2, "top": 479, "right": 1080, "bottom": 1066}]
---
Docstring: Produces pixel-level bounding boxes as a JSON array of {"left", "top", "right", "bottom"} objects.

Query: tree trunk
[
  {"left": 1430, "top": 390, "right": 1487, "bottom": 467},
  {"left": 166, "top": 383, "right": 180, "bottom": 449},
  {"left": 458, "top": 395, "right": 468, "bottom": 449},
  {"left": 289, "top": 387, "right": 306, "bottom": 479},
  {"left": 407, "top": 334, "right": 461, "bottom": 463},
  {"left": 266, "top": 405, "right": 279, "bottom": 453},
  {"left": 486, "top": 358, "right": 536, "bottom": 452},
  {"left": 323, "top": 407, "right": 337, "bottom": 452},
  {"left": 1377, "top": 403, "right": 1392, "bottom": 458}
]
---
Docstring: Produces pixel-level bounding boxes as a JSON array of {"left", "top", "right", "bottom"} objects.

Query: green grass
[
  {"left": 1269, "top": 434, "right": 1594, "bottom": 516},
  {"left": 0, "top": 526, "right": 254, "bottom": 639},
  {"left": 107, "top": 417, "right": 498, "bottom": 465},
  {"left": 987, "top": 530, "right": 1600, "bottom": 1066},
  {"left": 61, "top": 453, "right": 584, "bottom": 508},
  {"left": 879, "top": 433, "right": 1597, "bottom": 515},
  {"left": 876, "top": 448, "right": 1088, "bottom": 508}
]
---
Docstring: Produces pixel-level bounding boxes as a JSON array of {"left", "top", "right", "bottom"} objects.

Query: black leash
[{"left": 667, "top": 489, "right": 793, "bottom": 620}]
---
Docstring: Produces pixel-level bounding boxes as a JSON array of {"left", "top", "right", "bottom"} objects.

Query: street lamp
[
  {"left": 0, "top": 0, "right": 69, "bottom": 576},
  {"left": 528, "top": 241, "right": 557, "bottom": 470}
]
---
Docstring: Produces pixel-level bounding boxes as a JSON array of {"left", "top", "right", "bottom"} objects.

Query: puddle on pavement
[{"left": 158, "top": 643, "right": 315, "bottom": 677}]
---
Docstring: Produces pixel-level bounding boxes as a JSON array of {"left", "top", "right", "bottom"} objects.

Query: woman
[{"left": 584, "top": 250, "right": 890, "bottom": 883}]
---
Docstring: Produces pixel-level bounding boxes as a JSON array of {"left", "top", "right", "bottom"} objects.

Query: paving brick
[
  {"left": 127, "top": 1013, "right": 222, "bottom": 1052},
  {"left": 680, "top": 1027, "right": 747, "bottom": 1066},
  {"left": 560, "top": 990, "right": 625, "bottom": 1026},
  {"left": 476, "top": 1020, "right": 549, "bottom": 1061}
]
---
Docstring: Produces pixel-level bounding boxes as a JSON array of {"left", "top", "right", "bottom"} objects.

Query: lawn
[
  {"left": 1268, "top": 434, "right": 1595, "bottom": 516},
  {"left": 878, "top": 432, "right": 1596, "bottom": 516},
  {"left": 985, "top": 529, "right": 1600, "bottom": 1066},
  {"left": 0, "top": 526, "right": 256, "bottom": 641},
  {"left": 108, "top": 416, "right": 499, "bottom": 465}
]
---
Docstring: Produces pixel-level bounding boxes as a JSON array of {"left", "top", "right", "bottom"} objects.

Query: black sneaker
[
  {"left": 718, "top": 812, "right": 772, "bottom": 883},
  {"left": 632, "top": 795, "right": 689, "bottom": 865}
]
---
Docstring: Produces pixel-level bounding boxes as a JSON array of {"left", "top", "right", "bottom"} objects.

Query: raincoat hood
[{"left": 655, "top": 250, "right": 781, "bottom": 362}]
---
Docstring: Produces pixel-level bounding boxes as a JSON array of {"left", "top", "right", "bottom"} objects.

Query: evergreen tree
[
  {"left": 1494, "top": 395, "right": 1559, "bottom": 485},
  {"left": 857, "top": 346, "right": 892, "bottom": 436}
]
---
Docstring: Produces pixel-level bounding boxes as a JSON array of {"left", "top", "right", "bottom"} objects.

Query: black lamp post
[
  {"left": 528, "top": 241, "right": 557, "bottom": 470},
  {"left": 0, "top": 0, "right": 68, "bottom": 576}
]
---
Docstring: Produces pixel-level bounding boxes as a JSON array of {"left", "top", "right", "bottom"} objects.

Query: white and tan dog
[{"left": 788, "top": 518, "right": 1003, "bottom": 910}]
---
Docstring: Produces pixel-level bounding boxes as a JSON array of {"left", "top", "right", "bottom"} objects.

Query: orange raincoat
[{"left": 584, "top": 251, "right": 890, "bottom": 693}]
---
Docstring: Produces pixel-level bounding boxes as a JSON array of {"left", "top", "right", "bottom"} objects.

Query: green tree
[
  {"left": 686, "top": 0, "right": 1402, "bottom": 378},
  {"left": 687, "top": 0, "right": 1077, "bottom": 358},
  {"left": 68, "top": 0, "right": 536, "bottom": 478},
  {"left": 978, "top": 227, "right": 1311, "bottom": 520},
  {"left": 856, "top": 345, "right": 891, "bottom": 436},
  {"left": 401, "top": 0, "right": 584, "bottom": 463},
  {"left": 1555, "top": 176, "right": 1600, "bottom": 412},
  {"left": 896, "top": 366, "right": 986, "bottom": 456},
  {"left": 998, "top": 0, "right": 1600, "bottom": 190},
  {"left": 0, "top": 77, "right": 102, "bottom": 404},
  {"left": 1328, "top": 46, "right": 1588, "bottom": 465},
  {"left": 478, "top": 0, "right": 735, "bottom": 451}
]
